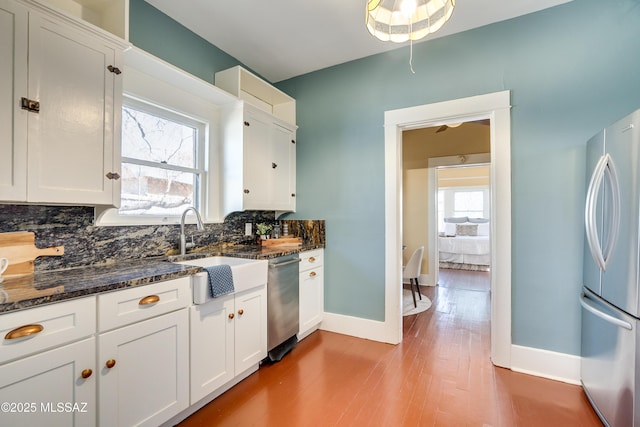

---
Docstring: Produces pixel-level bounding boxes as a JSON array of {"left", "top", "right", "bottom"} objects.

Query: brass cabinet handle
[
  {"left": 139, "top": 295, "right": 160, "bottom": 305},
  {"left": 106, "top": 359, "right": 116, "bottom": 369},
  {"left": 238, "top": 309, "right": 244, "bottom": 315},
  {"left": 228, "top": 313, "right": 235, "bottom": 319},
  {"left": 308, "top": 257, "right": 316, "bottom": 263},
  {"left": 5, "top": 324, "right": 44, "bottom": 340},
  {"left": 309, "top": 271, "right": 317, "bottom": 278},
  {"left": 81, "top": 369, "right": 93, "bottom": 379}
]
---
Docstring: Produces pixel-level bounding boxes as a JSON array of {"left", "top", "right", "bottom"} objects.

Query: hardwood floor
[{"left": 179, "top": 269, "right": 601, "bottom": 426}]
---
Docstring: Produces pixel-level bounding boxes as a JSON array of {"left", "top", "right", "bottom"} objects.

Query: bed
[{"left": 438, "top": 217, "right": 490, "bottom": 271}]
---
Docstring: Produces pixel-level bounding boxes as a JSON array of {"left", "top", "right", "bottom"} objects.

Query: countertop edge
[{"left": 0, "top": 244, "right": 324, "bottom": 314}]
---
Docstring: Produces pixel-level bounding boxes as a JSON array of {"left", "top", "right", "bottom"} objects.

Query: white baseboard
[
  {"left": 321, "top": 319, "right": 582, "bottom": 385},
  {"left": 320, "top": 312, "right": 396, "bottom": 344},
  {"left": 510, "top": 344, "right": 581, "bottom": 385}
]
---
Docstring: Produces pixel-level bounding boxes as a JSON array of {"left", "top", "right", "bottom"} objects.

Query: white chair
[{"left": 403, "top": 246, "right": 424, "bottom": 308}]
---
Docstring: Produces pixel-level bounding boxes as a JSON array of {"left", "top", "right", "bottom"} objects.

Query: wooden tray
[
  {"left": 0, "top": 232, "right": 64, "bottom": 277},
  {"left": 259, "top": 236, "right": 302, "bottom": 247}
]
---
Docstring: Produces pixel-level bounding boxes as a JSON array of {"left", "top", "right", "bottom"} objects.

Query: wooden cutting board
[
  {"left": 260, "top": 236, "right": 302, "bottom": 247},
  {"left": 0, "top": 232, "right": 64, "bottom": 277}
]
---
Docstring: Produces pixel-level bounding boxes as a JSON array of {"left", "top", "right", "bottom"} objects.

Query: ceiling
[{"left": 144, "top": 0, "right": 572, "bottom": 83}]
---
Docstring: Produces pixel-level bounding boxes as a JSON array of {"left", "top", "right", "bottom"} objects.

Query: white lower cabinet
[
  {"left": 299, "top": 249, "right": 324, "bottom": 340},
  {"left": 0, "top": 296, "right": 97, "bottom": 426},
  {"left": 98, "top": 309, "right": 189, "bottom": 427},
  {"left": 97, "top": 277, "right": 190, "bottom": 427},
  {"left": 190, "top": 285, "right": 267, "bottom": 404},
  {"left": 0, "top": 337, "right": 96, "bottom": 427},
  {"left": 0, "top": 271, "right": 272, "bottom": 426}
]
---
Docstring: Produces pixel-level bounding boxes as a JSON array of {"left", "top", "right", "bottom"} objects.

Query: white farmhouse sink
[{"left": 174, "top": 256, "right": 268, "bottom": 304}]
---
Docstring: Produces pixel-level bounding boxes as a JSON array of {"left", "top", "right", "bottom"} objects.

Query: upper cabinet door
[
  {"left": 0, "top": 0, "right": 28, "bottom": 201},
  {"left": 270, "top": 123, "right": 296, "bottom": 211},
  {"left": 240, "top": 107, "right": 296, "bottom": 212},
  {"left": 243, "top": 108, "right": 272, "bottom": 210},
  {"left": 26, "top": 11, "right": 121, "bottom": 205}
]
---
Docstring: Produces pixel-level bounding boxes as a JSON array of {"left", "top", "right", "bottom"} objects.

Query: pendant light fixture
[{"left": 366, "top": 0, "right": 455, "bottom": 71}]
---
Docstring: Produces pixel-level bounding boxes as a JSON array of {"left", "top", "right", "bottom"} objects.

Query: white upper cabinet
[
  {"left": 30, "top": 0, "right": 129, "bottom": 40},
  {"left": 215, "top": 65, "right": 295, "bottom": 124},
  {"left": 0, "top": 0, "right": 28, "bottom": 201},
  {"left": 0, "top": 0, "right": 127, "bottom": 206},
  {"left": 242, "top": 107, "right": 296, "bottom": 212},
  {"left": 217, "top": 66, "right": 297, "bottom": 216},
  {"left": 220, "top": 105, "right": 296, "bottom": 216}
]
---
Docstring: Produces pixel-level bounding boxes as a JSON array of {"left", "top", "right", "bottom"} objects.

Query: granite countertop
[{"left": 0, "top": 242, "right": 324, "bottom": 314}]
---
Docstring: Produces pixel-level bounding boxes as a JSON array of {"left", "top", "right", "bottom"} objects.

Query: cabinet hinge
[
  {"left": 20, "top": 97, "right": 40, "bottom": 113},
  {"left": 106, "top": 172, "right": 121, "bottom": 180},
  {"left": 244, "top": 121, "right": 250, "bottom": 127},
  {"left": 107, "top": 65, "right": 122, "bottom": 75}
]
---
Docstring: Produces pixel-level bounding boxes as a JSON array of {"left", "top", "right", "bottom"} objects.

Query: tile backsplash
[{"left": 0, "top": 205, "right": 323, "bottom": 271}]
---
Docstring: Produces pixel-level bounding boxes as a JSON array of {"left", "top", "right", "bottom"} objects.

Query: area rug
[{"left": 402, "top": 288, "right": 432, "bottom": 316}]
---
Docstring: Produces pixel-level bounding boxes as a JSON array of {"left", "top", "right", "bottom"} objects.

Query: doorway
[
  {"left": 382, "top": 91, "right": 512, "bottom": 369},
  {"left": 434, "top": 160, "right": 491, "bottom": 286}
]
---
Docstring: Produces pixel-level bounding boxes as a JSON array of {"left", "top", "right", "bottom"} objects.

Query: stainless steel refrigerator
[{"left": 581, "top": 109, "right": 640, "bottom": 426}]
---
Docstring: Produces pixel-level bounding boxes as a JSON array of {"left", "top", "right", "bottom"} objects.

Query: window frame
[
  {"left": 119, "top": 97, "right": 206, "bottom": 218},
  {"left": 96, "top": 48, "right": 231, "bottom": 226}
]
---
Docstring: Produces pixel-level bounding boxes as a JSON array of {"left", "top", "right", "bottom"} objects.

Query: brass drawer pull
[
  {"left": 139, "top": 295, "right": 160, "bottom": 305},
  {"left": 238, "top": 309, "right": 244, "bottom": 315},
  {"left": 81, "top": 369, "right": 93, "bottom": 379},
  {"left": 309, "top": 271, "right": 317, "bottom": 278},
  {"left": 308, "top": 257, "right": 316, "bottom": 263},
  {"left": 228, "top": 313, "right": 235, "bottom": 319},
  {"left": 106, "top": 359, "right": 116, "bottom": 369},
  {"left": 5, "top": 324, "right": 44, "bottom": 340}
]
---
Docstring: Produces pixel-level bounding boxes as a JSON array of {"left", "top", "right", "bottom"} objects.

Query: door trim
[{"left": 382, "top": 90, "right": 512, "bottom": 368}]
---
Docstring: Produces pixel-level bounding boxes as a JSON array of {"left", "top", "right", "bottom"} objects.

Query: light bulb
[{"left": 400, "top": 0, "right": 417, "bottom": 17}]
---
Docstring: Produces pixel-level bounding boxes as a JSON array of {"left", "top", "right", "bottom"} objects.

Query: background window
[
  {"left": 437, "top": 187, "right": 490, "bottom": 232},
  {"left": 453, "top": 190, "right": 484, "bottom": 218},
  {"left": 120, "top": 99, "right": 205, "bottom": 217}
]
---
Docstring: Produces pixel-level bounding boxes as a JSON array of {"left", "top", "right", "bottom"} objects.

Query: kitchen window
[
  {"left": 120, "top": 98, "right": 205, "bottom": 217},
  {"left": 96, "top": 48, "right": 227, "bottom": 226},
  {"left": 97, "top": 96, "right": 209, "bottom": 226}
]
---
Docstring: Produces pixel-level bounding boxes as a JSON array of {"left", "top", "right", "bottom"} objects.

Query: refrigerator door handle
[
  {"left": 585, "top": 155, "right": 608, "bottom": 271},
  {"left": 580, "top": 292, "right": 632, "bottom": 330},
  {"left": 585, "top": 154, "right": 620, "bottom": 271},
  {"left": 602, "top": 156, "right": 620, "bottom": 268}
]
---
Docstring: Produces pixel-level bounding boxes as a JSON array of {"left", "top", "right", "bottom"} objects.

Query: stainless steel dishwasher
[{"left": 266, "top": 254, "right": 300, "bottom": 361}]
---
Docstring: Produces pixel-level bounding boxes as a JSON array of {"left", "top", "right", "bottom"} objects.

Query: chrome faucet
[{"left": 180, "top": 207, "right": 205, "bottom": 255}]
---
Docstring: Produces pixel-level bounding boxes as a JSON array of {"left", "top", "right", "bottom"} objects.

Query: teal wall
[
  {"left": 130, "top": 0, "right": 640, "bottom": 355},
  {"left": 130, "top": 0, "right": 241, "bottom": 84}
]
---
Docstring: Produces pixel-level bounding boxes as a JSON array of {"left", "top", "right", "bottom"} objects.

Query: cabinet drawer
[
  {"left": 0, "top": 297, "right": 96, "bottom": 364},
  {"left": 98, "top": 277, "right": 190, "bottom": 332},
  {"left": 300, "top": 249, "right": 323, "bottom": 272}
]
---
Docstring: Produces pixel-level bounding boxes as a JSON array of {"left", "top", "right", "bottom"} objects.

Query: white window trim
[{"left": 96, "top": 47, "right": 239, "bottom": 226}]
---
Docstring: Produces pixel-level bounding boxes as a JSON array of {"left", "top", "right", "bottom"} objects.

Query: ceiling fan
[{"left": 435, "top": 119, "right": 490, "bottom": 133}]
